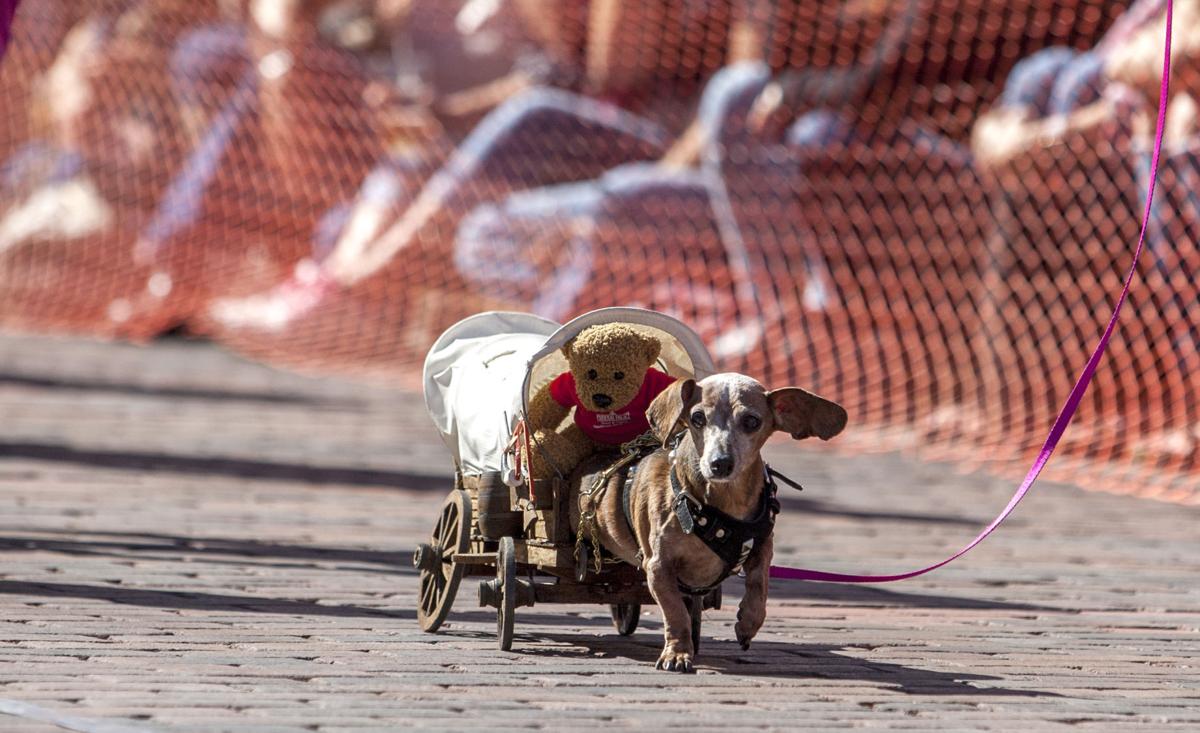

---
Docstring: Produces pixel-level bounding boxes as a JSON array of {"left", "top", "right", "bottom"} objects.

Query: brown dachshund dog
[{"left": 571, "top": 373, "right": 847, "bottom": 672}]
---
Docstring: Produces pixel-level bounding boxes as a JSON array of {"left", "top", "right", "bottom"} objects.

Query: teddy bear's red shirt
[{"left": 549, "top": 367, "right": 676, "bottom": 445}]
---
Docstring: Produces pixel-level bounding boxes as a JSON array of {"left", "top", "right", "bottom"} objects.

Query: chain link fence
[{"left": 1, "top": 0, "right": 1197, "bottom": 503}]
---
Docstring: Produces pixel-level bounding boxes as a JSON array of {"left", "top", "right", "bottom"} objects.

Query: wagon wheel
[
  {"left": 704, "top": 584, "right": 722, "bottom": 611},
  {"left": 415, "top": 489, "right": 472, "bottom": 633},
  {"left": 685, "top": 595, "right": 703, "bottom": 655},
  {"left": 609, "top": 603, "right": 640, "bottom": 636},
  {"left": 496, "top": 536, "right": 517, "bottom": 651}
]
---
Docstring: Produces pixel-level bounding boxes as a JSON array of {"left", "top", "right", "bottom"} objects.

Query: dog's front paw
[
  {"left": 734, "top": 608, "right": 763, "bottom": 651},
  {"left": 734, "top": 625, "right": 753, "bottom": 651},
  {"left": 655, "top": 648, "right": 695, "bottom": 673}
]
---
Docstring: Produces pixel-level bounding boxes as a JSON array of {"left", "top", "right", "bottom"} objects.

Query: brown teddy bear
[{"left": 527, "top": 323, "right": 675, "bottom": 482}]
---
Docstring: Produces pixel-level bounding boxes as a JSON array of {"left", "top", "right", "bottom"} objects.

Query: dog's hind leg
[
  {"left": 734, "top": 534, "right": 772, "bottom": 650},
  {"left": 644, "top": 557, "right": 696, "bottom": 673}
]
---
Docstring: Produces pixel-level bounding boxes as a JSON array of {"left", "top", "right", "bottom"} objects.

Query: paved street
[{"left": 0, "top": 334, "right": 1197, "bottom": 731}]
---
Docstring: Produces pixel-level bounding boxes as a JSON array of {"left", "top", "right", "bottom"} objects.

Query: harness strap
[
  {"left": 669, "top": 467, "right": 697, "bottom": 534},
  {"left": 577, "top": 434, "right": 660, "bottom": 573},
  {"left": 767, "top": 465, "right": 804, "bottom": 492}
]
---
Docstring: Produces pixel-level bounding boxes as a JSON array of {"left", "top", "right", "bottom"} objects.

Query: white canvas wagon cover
[
  {"left": 423, "top": 311, "right": 559, "bottom": 475},
  {"left": 423, "top": 308, "right": 717, "bottom": 476}
]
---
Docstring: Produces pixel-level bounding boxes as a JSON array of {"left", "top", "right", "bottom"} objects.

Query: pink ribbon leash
[
  {"left": 770, "top": 0, "right": 1175, "bottom": 584},
  {"left": 0, "top": 0, "right": 19, "bottom": 63}
]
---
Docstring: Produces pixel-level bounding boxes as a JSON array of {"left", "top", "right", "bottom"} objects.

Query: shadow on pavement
[
  {"left": 1, "top": 528, "right": 1068, "bottom": 613},
  {"left": 0, "top": 442, "right": 452, "bottom": 489},
  {"left": 0, "top": 579, "right": 413, "bottom": 619},
  {"left": 0, "top": 371, "right": 362, "bottom": 408},
  {"left": 758, "top": 580, "right": 1069, "bottom": 613},
  {"left": 778, "top": 494, "right": 984, "bottom": 527},
  {"left": 524, "top": 632, "right": 1060, "bottom": 695},
  {"left": 0, "top": 529, "right": 417, "bottom": 574},
  {"left": 444, "top": 609, "right": 665, "bottom": 631}
]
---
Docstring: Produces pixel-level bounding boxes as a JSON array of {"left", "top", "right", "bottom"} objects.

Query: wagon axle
[
  {"left": 412, "top": 543, "right": 437, "bottom": 573},
  {"left": 478, "top": 573, "right": 536, "bottom": 610}
]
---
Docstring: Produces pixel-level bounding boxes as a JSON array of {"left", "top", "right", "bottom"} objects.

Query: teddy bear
[{"left": 526, "top": 323, "right": 676, "bottom": 483}]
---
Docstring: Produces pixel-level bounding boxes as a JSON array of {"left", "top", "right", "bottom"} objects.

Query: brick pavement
[{"left": 0, "top": 334, "right": 1197, "bottom": 731}]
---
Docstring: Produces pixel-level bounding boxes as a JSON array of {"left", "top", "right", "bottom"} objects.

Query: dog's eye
[
  {"left": 690, "top": 411, "right": 706, "bottom": 428},
  {"left": 742, "top": 414, "right": 762, "bottom": 432},
  {"left": 613, "top": 371, "right": 624, "bottom": 381},
  {"left": 587, "top": 369, "right": 598, "bottom": 380}
]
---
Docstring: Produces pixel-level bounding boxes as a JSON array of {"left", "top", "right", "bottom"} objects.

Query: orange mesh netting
[{"left": 2, "top": 0, "right": 1198, "bottom": 503}]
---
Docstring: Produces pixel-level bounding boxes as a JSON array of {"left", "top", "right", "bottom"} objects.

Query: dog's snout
[
  {"left": 592, "top": 393, "right": 613, "bottom": 409},
  {"left": 709, "top": 455, "right": 734, "bottom": 478}
]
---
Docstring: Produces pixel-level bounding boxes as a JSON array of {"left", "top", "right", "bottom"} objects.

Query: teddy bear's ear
[
  {"left": 639, "top": 333, "right": 662, "bottom": 366},
  {"left": 560, "top": 338, "right": 575, "bottom": 359},
  {"left": 646, "top": 378, "right": 698, "bottom": 448}
]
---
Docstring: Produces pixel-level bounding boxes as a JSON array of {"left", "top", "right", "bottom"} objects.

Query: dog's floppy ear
[
  {"left": 646, "top": 378, "right": 698, "bottom": 448},
  {"left": 768, "top": 388, "right": 847, "bottom": 441}
]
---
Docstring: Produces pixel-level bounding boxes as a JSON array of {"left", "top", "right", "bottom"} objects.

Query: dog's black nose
[
  {"left": 592, "top": 393, "right": 613, "bottom": 409},
  {"left": 709, "top": 456, "right": 734, "bottom": 478}
]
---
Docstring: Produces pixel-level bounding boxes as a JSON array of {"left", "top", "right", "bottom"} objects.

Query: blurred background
[{"left": 0, "top": 0, "right": 1196, "bottom": 503}]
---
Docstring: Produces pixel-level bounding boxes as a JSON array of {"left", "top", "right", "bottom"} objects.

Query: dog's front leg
[
  {"left": 644, "top": 556, "right": 695, "bottom": 673},
  {"left": 734, "top": 534, "right": 773, "bottom": 650}
]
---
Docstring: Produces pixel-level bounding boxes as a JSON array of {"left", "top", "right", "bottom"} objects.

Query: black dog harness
[
  {"left": 618, "top": 446, "right": 656, "bottom": 544},
  {"left": 667, "top": 465, "right": 780, "bottom": 593},
  {"left": 618, "top": 452, "right": 786, "bottom": 595}
]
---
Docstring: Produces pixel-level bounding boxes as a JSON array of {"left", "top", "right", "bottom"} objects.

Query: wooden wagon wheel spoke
[
  {"left": 433, "top": 511, "right": 452, "bottom": 546},
  {"left": 419, "top": 575, "right": 437, "bottom": 608},
  {"left": 416, "top": 489, "right": 472, "bottom": 633}
]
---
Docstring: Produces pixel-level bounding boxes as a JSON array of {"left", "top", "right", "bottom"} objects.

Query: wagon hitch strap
[
  {"left": 770, "top": 0, "right": 1175, "bottom": 584},
  {"left": 574, "top": 433, "right": 660, "bottom": 575}
]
